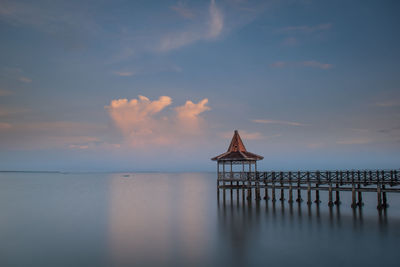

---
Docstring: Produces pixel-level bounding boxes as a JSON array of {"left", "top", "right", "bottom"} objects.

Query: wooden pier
[
  {"left": 212, "top": 130, "right": 399, "bottom": 209},
  {"left": 217, "top": 170, "right": 400, "bottom": 209}
]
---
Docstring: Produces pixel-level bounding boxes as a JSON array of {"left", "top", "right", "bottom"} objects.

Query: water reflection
[
  {"left": 1, "top": 172, "right": 400, "bottom": 267},
  {"left": 108, "top": 173, "right": 213, "bottom": 267},
  {"left": 217, "top": 191, "right": 400, "bottom": 266},
  {"left": 217, "top": 190, "right": 392, "bottom": 227}
]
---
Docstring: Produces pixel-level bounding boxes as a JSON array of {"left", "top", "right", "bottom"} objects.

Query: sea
[{"left": 1, "top": 172, "right": 399, "bottom": 267}]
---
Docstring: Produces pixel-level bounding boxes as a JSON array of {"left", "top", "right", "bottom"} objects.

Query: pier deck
[{"left": 217, "top": 170, "right": 399, "bottom": 209}]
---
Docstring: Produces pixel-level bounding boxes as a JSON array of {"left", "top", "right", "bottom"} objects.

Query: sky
[{"left": 0, "top": 0, "right": 399, "bottom": 172}]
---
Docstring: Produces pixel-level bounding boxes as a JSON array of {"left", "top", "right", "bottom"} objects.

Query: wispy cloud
[
  {"left": 19, "top": 76, "right": 32, "bottom": 83},
  {"left": 279, "top": 23, "right": 332, "bottom": 34},
  {"left": 270, "top": 60, "right": 332, "bottom": 70},
  {"left": 301, "top": 61, "right": 332, "bottom": 69},
  {"left": 69, "top": 144, "right": 89, "bottom": 149},
  {"left": 207, "top": 0, "right": 223, "bottom": 38},
  {"left": 158, "top": 0, "right": 223, "bottom": 52},
  {"left": 220, "top": 130, "right": 281, "bottom": 140},
  {"left": 378, "top": 126, "right": 400, "bottom": 134},
  {"left": 0, "top": 89, "right": 12, "bottom": 96},
  {"left": 336, "top": 138, "right": 372, "bottom": 145},
  {"left": 0, "top": 122, "right": 12, "bottom": 130},
  {"left": 113, "top": 71, "right": 136, "bottom": 77},
  {"left": 252, "top": 119, "right": 307, "bottom": 126},
  {"left": 0, "top": 0, "right": 98, "bottom": 34},
  {"left": 375, "top": 100, "right": 400, "bottom": 107},
  {"left": 0, "top": 107, "right": 29, "bottom": 117},
  {"left": 282, "top": 37, "right": 298, "bottom": 46},
  {"left": 106, "top": 95, "right": 210, "bottom": 147},
  {"left": 0, "top": 120, "right": 107, "bottom": 150},
  {"left": 170, "top": 3, "right": 195, "bottom": 19},
  {"left": 307, "top": 142, "right": 324, "bottom": 149}
]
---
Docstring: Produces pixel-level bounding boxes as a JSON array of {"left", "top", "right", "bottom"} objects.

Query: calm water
[{"left": 1, "top": 172, "right": 399, "bottom": 267}]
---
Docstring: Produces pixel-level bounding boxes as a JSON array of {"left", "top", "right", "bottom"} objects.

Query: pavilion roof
[{"left": 211, "top": 130, "right": 264, "bottom": 161}]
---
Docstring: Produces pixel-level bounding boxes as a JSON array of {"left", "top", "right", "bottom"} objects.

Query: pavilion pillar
[
  {"left": 255, "top": 161, "right": 261, "bottom": 200},
  {"left": 217, "top": 161, "right": 220, "bottom": 194},
  {"left": 222, "top": 162, "right": 226, "bottom": 198},
  {"left": 247, "top": 161, "right": 252, "bottom": 200},
  {"left": 230, "top": 161, "right": 233, "bottom": 198}
]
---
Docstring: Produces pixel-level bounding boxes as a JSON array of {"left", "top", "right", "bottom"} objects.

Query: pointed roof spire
[
  {"left": 227, "top": 130, "right": 246, "bottom": 152},
  {"left": 211, "top": 130, "right": 263, "bottom": 161}
]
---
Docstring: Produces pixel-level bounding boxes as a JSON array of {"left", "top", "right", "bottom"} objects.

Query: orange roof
[{"left": 211, "top": 130, "right": 263, "bottom": 161}]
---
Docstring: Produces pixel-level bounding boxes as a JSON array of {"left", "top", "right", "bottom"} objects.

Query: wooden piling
[
  {"left": 272, "top": 172, "right": 276, "bottom": 202},
  {"left": 307, "top": 172, "right": 312, "bottom": 205},
  {"left": 328, "top": 185, "right": 333, "bottom": 206},
  {"left": 335, "top": 171, "right": 340, "bottom": 205},
  {"left": 357, "top": 184, "right": 363, "bottom": 206},
  {"left": 279, "top": 172, "right": 284, "bottom": 201},
  {"left": 288, "top": 172, "right": 293, "bottom": 203},
  {"left": 382, "top": 184, "right": 387, "bottom": 208},
  {"left": 377, "top": 185, "right": 382, "bottom": 209},
  {"left": 288, "top": 184, "right": 293, "bottom": 203},
  {"left": 351, "top": 185, "right": 357, "bottom": 208},
  {"left": 264, "top": 180, "right": 269, "bottom": 200}
]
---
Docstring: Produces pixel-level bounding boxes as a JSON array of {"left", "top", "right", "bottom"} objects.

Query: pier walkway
[{"left": 217, "top": 170, "right": 400, "bottom": 209}]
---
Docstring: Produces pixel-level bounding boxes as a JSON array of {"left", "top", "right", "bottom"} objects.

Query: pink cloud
[
  {"left": 336, "top": 138, "right": 372, "bottom": 145},
  {"left": 270, "top": 60, "right": 332, "bottom": 70},
  {"left": 252, "top": 119, "right": 307, "bottom": 126},
  {"left": 0, "top": 122, "right": 12, "bottom": 130},
  {"left": 106, "top": 95, "right": 210, "bottom": 147},
  {"left": 220, "top": 130, "right": 280, "bottom": 140}
]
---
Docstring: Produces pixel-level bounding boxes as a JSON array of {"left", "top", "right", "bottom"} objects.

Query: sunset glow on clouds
[
  {"left": 106, "top": 95, "right": 210, "bottom": 147},
  {"left": 0, "top": 0, "right": 399, "bottom": 171}
]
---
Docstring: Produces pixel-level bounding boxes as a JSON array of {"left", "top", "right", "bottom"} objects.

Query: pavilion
[{"left": 211, "top": 130, "right": 263, "bottom": 177}]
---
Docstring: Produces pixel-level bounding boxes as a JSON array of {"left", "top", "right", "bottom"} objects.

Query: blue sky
[{"left": 0, "top": 0, "right": 399, "bottom": 171}]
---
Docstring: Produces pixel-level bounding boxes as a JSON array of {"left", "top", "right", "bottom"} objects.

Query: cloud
[
  {"left": 158, "top": 0, "right": 223, "bottom": 52},
  {"left": 0, "top": 107, "right": 29, "bottom": 117},
  {"left": 175, "top": 98, "right": 211, "bottom": 134},
  {"left": 113, "top": 71, "right": 136, "bottom": 77},
  {"left": 282, "top": 37, "right": 297, "bottom": 46},
  {"left": 106, "top": 95, "right": 210, "bottom": 147},
  {"left": 69, "top": 144, "right": 89, "bottom": 149},
  {"left": 0, "top": 0, "right": 97, "bottom": 34},
  {"left": 170, "top": 3, "right": 195, "bottom": 19},
  {"left": 220, "top": 130, "right": 280, "bottom": 140},
  {"left": 176, "top": 98, "right": 210, "bottom": 120},
  {"left": 252, "top": 119, "right": 307, "bottom": 126},
  {"left": 19, "top": 76, "right": 32, "bottom": 83},
  {"left": 378, "top": 126, "right": 400, "bottom": 134},
  {"left": 0, "top": 120, "right": 108, "bottom": 150},
  {"left": 270, "top": 61, "right": 286, "bottom": 68},
  {"left": 375, "top": 100, "right": 400, "bottom": 107},
  {"left": 336, "top": 138, "right": 372, "bottom": 145},
  {"left": 270, "top": 61, "right": 332, "bottom": 70},
  {"left": 280, "top": 23, "right": 332, "bottom": 34},
  {"left": 301, "top": 61, "right": 332, "bottom": 69},
  {"left": 207, "top": 0, "right": 223, "bottom": 38},
  {"left": 0, "top": 89, "right": 12, "bottom": 96},
  {"left": 307, "top": 142, "right": 324, "bottom": 149},
  {"left": 0, "top": 122, "right": 12, "bottom": 130}
]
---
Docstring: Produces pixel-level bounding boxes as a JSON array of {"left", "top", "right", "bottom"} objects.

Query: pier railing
[
  {"left": 217, "top": 169, "right": 400, "bottom": 209},
  {"left": 218, "top": 170, "right": 399, "bottom": 185}
]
